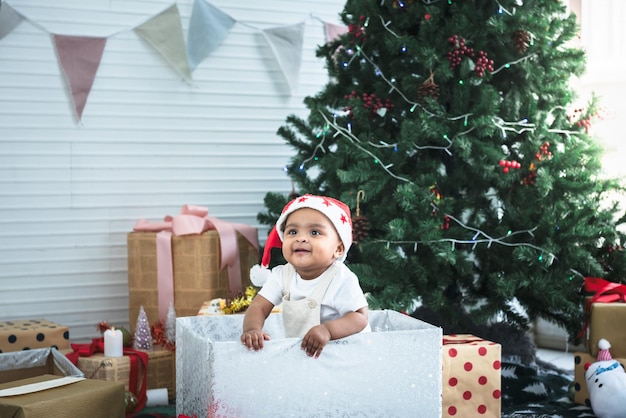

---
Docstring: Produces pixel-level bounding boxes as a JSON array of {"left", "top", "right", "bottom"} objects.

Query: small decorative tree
[{"left": 133, "top": 305, "right": 153, "bottom": 351}]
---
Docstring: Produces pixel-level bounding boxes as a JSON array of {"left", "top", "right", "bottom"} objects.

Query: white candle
[{"left": 104, "top": 327, "right": 123, "bottom": 357}]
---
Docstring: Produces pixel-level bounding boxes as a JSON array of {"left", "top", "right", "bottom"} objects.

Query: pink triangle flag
[
  {"left": 134, "top": 4, "right": 192, "bottom": 83},
  {"left": 53, "top": 35, "right": 106, "bottom": 121},
  {"left": 0, "top": 2, "right": 24, "bottom": 39},
  {"left": 262, "top": 22, "right": 305, "bottom": 95},
  {"left": 324, "top": 22, "right": 348, "bottom": 43}
]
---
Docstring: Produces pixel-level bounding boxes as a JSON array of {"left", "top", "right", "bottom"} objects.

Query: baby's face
[{"left": 282, "top": 208, "right": 344, "bottom": 280}]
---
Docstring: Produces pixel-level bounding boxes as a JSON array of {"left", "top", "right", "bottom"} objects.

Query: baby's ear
[{"left": 335, "top": 242, "right": 345, "bottom": 258}]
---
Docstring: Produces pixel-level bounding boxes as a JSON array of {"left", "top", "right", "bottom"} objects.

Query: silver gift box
[
  {"left": 176, "top": 309, "right": 442, "bottom": 417},
  {"left": 0, "top": 347, "right": 83, "bottom": 382}
]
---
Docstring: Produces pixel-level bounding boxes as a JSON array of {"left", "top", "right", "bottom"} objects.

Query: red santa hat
[{"left": 260, "top": 194, "right": 353, "bottom": 268}]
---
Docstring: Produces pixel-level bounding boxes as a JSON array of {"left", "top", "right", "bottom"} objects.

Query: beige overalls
[{"left": 280, "top": 263, "right": 336, "bottom": 338}]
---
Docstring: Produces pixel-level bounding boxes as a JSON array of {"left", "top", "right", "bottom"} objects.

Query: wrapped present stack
[
  {"left": 0, "top": 348, "right": 126, "bottom": 418},
  {"left": 72, "top": 316, "right": 177, "bottom": 407},
  {"left": 442, "top": 334, "right": 502, "bottom": 418},
  {"left": 127, "top": 205, "right": 259, "bottom": 331},
  {"left": 573, "top": 276, "right": 626, "bottom": 406}
]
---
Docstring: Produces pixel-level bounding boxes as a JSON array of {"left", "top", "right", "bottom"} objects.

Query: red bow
[
  {"left": 66, "top": 338, "right": 149, "bottom": 414},
  {"left": 583, "top": 276, "right": 626, "bottom": 305},
  {"left": 577, "top": 277, "right": 626, "bottom": 340}
]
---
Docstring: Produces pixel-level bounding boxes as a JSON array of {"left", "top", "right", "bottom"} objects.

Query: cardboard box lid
[
  {"left": 0, "top": 348, "right": 83, "bottom": 384},
  {"left": 0, "top": 374, "right": 126, "bottom": 418}
]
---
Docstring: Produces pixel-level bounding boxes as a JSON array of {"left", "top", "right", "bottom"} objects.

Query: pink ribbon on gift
[{"left": 133, "top": 205, "right": 259, "bottom": 322}]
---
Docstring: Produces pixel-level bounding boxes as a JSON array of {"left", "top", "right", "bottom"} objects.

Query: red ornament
[{"left": 499, "top": 159, "right": 521, "bottom": 173}]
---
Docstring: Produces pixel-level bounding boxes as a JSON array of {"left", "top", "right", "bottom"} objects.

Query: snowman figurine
[{"left": 584, "top": 338, "right": 626, "bottom": 418}]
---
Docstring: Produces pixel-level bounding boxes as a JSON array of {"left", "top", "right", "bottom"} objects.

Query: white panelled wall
[
  {"left": 0, "top": 0, "right": 624, "bottom": 346},
  {"left": 0, "top": 0, "right": 345, "bottom": 342}
]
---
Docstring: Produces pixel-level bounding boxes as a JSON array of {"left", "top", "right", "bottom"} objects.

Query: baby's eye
[
  {"left": 286, "top": 229, "right": 297, "bottom": 235},
  {"left": 310, "top": 230, "right": 320, "bottom": 236}
]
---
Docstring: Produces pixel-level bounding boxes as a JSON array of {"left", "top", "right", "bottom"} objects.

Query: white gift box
[{"left": 176, "top": 310, "right": 442, "bottom": 418}]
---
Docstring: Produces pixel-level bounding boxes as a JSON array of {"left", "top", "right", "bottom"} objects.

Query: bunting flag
[
  {"left": 53, "top": 35, "right": 106, "bottom": 121},
  {"left": 262, "top": 22, "right": 305, "bottom": 95},
  {"left": 324, "top": 22, "right": 348, "bottom": 43},
  {"left": 187, "top": 0, "right": 236, "bottom": 72},
  {"left": 134, "top": 4, "right": 192, "bottom": 83},
  {"left": 0, "top": 2, "right": 23, "bottom": 39}
]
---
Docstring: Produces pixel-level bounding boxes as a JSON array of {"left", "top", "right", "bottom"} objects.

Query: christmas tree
[
  {"left": 133, "top": 305, "right": 153, "bottom": 351},
  {"left": 259, "top": 0, "right": 626, "bottom": 341}
]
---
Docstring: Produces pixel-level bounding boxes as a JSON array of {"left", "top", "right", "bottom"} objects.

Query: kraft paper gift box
[
  {"left": 587, "top": 302, "right": 626, "bottom": 359},
  {"left": 0, "top": 319, "right": 70, "bottom": 353},
  {"left": 76, "top": 345, "right": 175, "bottom": 400},
  {"left": 128, "top": 206, "right": 259, "bottom": 330},
  {"left": 573, "top": 351, "right": 626, "bottom": 406},
  {"left": 146, "top": 345, "right": 176, "bottom": 400},
  {"left": 442, "top": 334, "right": 502, "bottom": 418},
  {"left": 0, "top": 348, "right": 125, "bottom": 418},
  {"left": 176, "top": 310, "right": 443, "bottom": 418}
]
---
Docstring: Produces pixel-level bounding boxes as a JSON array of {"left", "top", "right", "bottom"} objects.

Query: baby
[{"left": 241, "top": 194, "right": 370, "bottom": 358}]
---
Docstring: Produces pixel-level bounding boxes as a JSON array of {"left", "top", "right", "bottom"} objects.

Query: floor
[{"left": 536, "top": 347, "right": 575, "bottom": 371}]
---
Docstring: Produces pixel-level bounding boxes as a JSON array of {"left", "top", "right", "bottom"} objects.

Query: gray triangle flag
[
  {"left": 0, "top": 2, "right": 24, "bottom": 39},
  {"left": 262, "top": 22, "right": 305, "bottom": 95}
]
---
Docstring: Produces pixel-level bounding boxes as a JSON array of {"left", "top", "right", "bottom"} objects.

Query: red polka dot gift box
[
  {"left": 0, "top": 319, "right": 70, "bottom": 353},
  {"left": 442, "top": 334, "right": 502, "bottom": 418}
]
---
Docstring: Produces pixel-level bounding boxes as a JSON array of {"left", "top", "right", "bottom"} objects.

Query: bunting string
[{"left": 0, "top": 0, "right": 348, "bottom": 122}]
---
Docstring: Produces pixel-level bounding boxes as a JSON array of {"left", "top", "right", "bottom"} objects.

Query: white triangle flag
[{"left": 262, "top": 22, "right": 305, "bottom": 95}]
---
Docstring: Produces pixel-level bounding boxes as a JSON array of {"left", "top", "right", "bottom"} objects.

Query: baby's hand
[
  {"left": 301, "top": 324, "right": 331, "bottom": 358},
  {"left": 241, "top": 329, "right": 270, "bottom": 351}
]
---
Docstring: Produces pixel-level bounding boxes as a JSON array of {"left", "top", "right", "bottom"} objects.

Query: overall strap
[{"left": 308, "top": 263, "right": 337, "bottom": 303}]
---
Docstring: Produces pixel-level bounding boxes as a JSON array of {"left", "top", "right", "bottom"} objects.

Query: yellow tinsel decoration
[{"left": 220, "top": 286, "right": 258, "bottom": 314}]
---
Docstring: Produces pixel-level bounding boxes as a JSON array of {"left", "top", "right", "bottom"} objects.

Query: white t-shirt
[{"left": 258, "top": 261, "right": 369, "bottom": 324}]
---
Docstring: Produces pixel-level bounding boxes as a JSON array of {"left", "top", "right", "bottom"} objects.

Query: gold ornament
[
  {"left": 125, "top": 391, "right": 138, "bottom": 413},
  {"left": 221, "top": 286, "right": 258, "bottom": 314}
]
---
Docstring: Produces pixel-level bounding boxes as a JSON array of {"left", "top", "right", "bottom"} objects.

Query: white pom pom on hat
[
  {"left": 597, "top": 338, "right": 613, "bottom": 362},
  {"left": 259, "top": 194, "right": 353, "bottom": 268}
]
